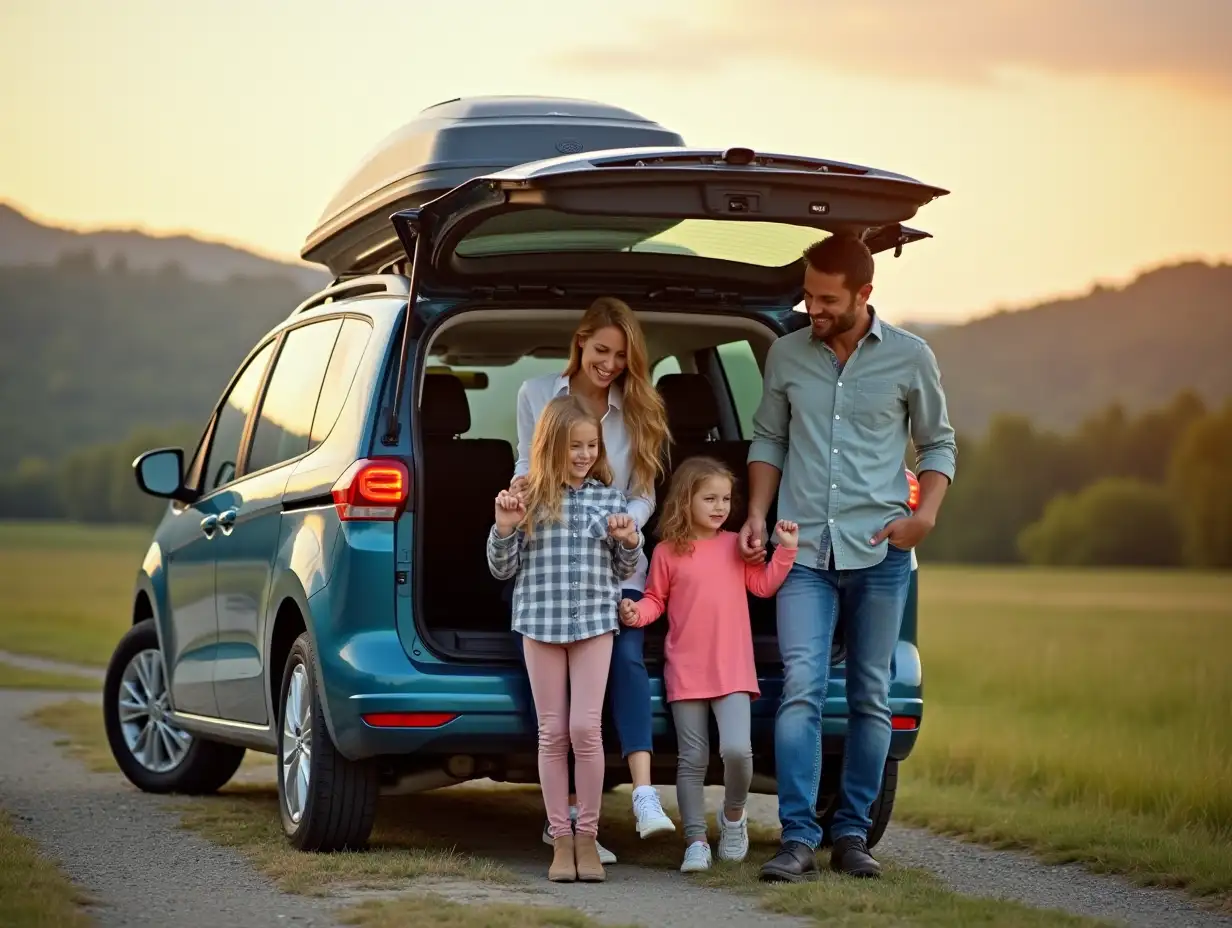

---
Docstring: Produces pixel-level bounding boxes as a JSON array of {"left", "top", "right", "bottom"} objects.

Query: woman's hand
[
  {"left": 618, "top": 598, "right": 640, "bottom": 626},
  {"left": 508, "top": 475, "right": 528, "bottom": 502},
  {"left": 607, "top": 513, "right": 640, "bottom": 548},
  {"left": 774, "top": 519, "right": 800, "bottom": 550},
  {"left": 494, "top": 490, "right": 525, "bottom": 536}
]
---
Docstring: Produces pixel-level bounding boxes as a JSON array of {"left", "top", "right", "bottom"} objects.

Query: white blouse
[{"left": 513, "top": 372, "right": 656, "bottom": 592}]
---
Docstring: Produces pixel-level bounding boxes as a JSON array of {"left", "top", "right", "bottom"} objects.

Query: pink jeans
[{"left": 522, "top": 632, "right": 614, "bottom": 839}]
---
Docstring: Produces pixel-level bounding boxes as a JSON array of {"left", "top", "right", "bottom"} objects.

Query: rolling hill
[{"left": 0, "top": 202, "right": 327, "bottom": 291}]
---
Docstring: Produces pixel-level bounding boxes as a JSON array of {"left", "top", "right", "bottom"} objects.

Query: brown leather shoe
[
  {"left": 574, "top": 834, "right": 606, "bottom": 882},
  {"left": 549, "top": 834, "right": 576, "bottom": 882}
]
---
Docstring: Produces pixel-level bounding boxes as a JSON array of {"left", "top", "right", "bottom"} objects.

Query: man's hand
[
  {"left": 774, "top": 520, "right": 800, "bottom": 550},
  {"left": 618, "top": 598, "right": 640, "bottom": 626},
  {"left": 494, "top": 490, "right": 525, "bottom": 536},
  {"left": 607, "top": 513, "right": 640, "bottom": 548},
  {"left": 738, "top": 516, "right": 768, "bottom": 564},
  {"left": 870, "top": 514, "right": 935, "bottom": 550}
]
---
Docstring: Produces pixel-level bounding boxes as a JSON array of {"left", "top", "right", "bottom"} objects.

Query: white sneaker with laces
[
  {"left": 680, "top": 841, "right": 713, "bottom": 873},
  {"left": 540, "top": 809, "right": 617, "bottom": 865},
  {"left": 632, "top": 786, "right": 676, "bottom": 838},
  {"left": 717, "top": 809, "right": 749, "bottom": 862}
]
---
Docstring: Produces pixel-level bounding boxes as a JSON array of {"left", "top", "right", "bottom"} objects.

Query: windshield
[{"left": 453, "top": 208, "right": 829, "bottom": 267}]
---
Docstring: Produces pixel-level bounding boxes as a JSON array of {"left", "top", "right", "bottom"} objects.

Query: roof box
[{"left": 301, "top": 96, "right": 685, "bottom": 277}]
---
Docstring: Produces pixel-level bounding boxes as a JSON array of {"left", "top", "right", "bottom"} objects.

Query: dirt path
[
  {"left": 0, "top": 649, "right": 106, "bottom": 681},
  {"left": 1, "top": 687, "right": 1228, "bottom": 928}
]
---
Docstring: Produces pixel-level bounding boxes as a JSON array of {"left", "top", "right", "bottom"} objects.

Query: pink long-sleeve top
[{"left": 629, "top": 532, "right": 796, "bottom": 702}]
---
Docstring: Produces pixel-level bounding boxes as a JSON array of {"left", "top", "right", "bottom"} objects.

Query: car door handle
[
  {"left": 217, "top": 508, "right": 238, "bottom": 535},
  {"left": 200, "top": 514, "right": 219, "bottom": 537}
]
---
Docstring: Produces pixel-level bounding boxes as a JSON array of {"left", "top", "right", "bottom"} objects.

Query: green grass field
[
  {"left": 0, "top": 521, "right": 147, "bottom": 666},
  {"left": 905, "top": 565, "right": 1232, "bottom": 906},
  {"left": 0, "top": 521, "right": 1228, "bottom": 907}
]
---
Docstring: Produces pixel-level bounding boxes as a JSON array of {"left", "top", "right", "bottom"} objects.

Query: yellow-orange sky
[{"left": 2, "top": 0, "right": 1230, "bottom": 321}]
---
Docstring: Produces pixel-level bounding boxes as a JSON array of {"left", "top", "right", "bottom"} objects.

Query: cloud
[{"left": 555, "top": 0, "right": 1232, "bottom": 93}]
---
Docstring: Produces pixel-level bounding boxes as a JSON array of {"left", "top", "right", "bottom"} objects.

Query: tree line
[{"left": 920, "top": 391, "right": 1232, "bottom": 568}]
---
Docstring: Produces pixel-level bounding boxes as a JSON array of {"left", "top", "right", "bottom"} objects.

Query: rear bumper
[{"left": 316, "top": 626, "right": 922, "bottom": 764}]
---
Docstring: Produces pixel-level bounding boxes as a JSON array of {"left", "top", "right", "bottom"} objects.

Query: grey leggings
[{"left": 670, "top": 693, "right": 753, "bottom": 841}]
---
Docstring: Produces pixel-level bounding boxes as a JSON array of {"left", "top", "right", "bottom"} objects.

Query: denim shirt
[{"left": 748, "top": 311, "right": 957, "bottom": 571}]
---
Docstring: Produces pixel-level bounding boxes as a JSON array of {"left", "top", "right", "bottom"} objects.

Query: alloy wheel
[{"left": 118, "top": 648, "right": 192, "bottom": 773}]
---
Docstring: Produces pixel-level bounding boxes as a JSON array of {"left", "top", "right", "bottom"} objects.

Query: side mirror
[{"left": 133, "top": 448, "right": 195, "bottom": 503}]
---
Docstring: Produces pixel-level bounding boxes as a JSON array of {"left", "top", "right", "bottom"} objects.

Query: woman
[{"left": 510, "top": 296, "right": 675, "bottom": 863}]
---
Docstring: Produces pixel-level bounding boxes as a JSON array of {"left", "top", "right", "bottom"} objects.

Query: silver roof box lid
[{"left": 301, "top": 96, "right": 685, "bottom": 277}]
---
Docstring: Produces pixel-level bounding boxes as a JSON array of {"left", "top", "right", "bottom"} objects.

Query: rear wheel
[
  {"left": 816, "top": 758, "right": 898, "bottom": 850},
  {"left": 103, "top": 618, "right": 245, "bottom": 794},
  {"left": 277, "top": 632, "right": 378, "bottom": 851}
]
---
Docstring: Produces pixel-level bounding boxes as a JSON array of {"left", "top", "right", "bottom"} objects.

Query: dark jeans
[
  {"left": 774, "top": 545, "right": 912, "bottom": 847},
  {"left": 514, "top": 587, "right": 653, "bottom": 794}
]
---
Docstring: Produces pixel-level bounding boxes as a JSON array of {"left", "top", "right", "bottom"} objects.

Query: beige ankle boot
[
  {"left": 549, "top": 834, "right": 577, "bottom": 882},
  {"left": 574, "top": 834, "right": 606, "bottom": 882}
]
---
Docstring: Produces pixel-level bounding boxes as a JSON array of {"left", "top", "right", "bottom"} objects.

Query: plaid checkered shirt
[{"left": 486, "top": 478, "right": 642, "bottom": 644}]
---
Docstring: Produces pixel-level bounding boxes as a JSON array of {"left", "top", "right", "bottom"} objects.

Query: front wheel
[
  {"left": 103, "top": 618, "right": 245, "bottom": 794},
  {"left": 816, "top": 758, "right": 898, "bottom": 850},
  {"left": 277, "top": 632, "right": 378, "bottom": 851}
]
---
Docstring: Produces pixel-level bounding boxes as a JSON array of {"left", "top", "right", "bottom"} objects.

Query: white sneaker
[
  {"left": 680, "top": 841, "right": 713, "bottom": 873},
  {"left": 717, "top": 809, "right": 749, "bottom": 862},
  {"left": 632, "top": 786, "right": 676, "bottom": 838},
  {"left": 540, "top": 810, "right": 617, "bottom": 865}
]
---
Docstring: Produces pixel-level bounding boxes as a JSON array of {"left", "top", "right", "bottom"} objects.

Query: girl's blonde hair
[
  {"left": 564, "top": 297, "right": 669, "bottom": 498},
  {"left": 523, "top": 395, "right": 614, "bottom": 535},
  {"left": 656, "top": 456, "right": 736, "bottom": 555}
]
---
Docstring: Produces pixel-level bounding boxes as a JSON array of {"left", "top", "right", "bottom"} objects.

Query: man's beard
[{"left": 811, "top": 306, "right": 858, "bottom": 338}]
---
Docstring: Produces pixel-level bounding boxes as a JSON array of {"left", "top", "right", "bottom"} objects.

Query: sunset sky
[{"left": 3, "top": 0, "right": 1230, "bottom": 321}]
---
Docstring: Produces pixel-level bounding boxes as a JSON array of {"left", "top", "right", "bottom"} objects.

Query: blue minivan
[{"left": 103, "top": 96, "right": 944, "bottom": 852}]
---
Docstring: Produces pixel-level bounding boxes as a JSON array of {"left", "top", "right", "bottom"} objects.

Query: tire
[
  {"left": 816, "top": 758, "right": 898, "bottom": 850},
  {"left": 277, "top": 632, "right": 378, "bottom": 851},
  {"left": 103, "top": 618, "right": 245, "bottom": 794}
]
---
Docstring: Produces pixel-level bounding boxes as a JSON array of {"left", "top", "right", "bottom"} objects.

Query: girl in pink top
[{"left": 619, "top": 456, "right": 797, "bottom": 872}]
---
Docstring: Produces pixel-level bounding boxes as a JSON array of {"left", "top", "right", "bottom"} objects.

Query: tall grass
[{"left": 904, "top": 565, "right": 1232, "bottom": 901}]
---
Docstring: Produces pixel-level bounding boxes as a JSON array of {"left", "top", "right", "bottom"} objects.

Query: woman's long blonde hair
[
  {"left": 564, "top": 297, "right": 669, "bottom": 498},
  {"left": 656, "top": 456, "right": 736, "bottom": 555},
  {"left": 522, "top": 395, "right": 613, "bottom": 535}
]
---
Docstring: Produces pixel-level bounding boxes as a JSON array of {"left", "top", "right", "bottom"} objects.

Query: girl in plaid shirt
[{"left": 487, "top": 395, "right": 643, "bottom": 883}]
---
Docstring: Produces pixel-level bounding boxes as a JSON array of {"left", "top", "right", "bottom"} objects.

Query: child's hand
[
  {"left": 774, "top": 519, "right": 800, "bottom": 549},
  {"left": 607, "top": 513, "right": 640, "bottom": 548},
  {"left": 618, "top": 598, "right": 640, "bottom": 626},
  {"left": 494, "top": 490, "right": 525, "bottom": 536},
  {"left": 508, "top": 475, "right": 528, "bottom": 503}
]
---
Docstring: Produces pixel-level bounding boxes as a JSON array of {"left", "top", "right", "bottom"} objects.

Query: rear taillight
[
  {"left": 905, "top": 469, "right": 920, "bottom": 512},
  {"left": 331, "top": 458, "right": 410, "bottom": 521},
  {"left": 891, "top": 715, "right": 919, "bottom": 731}
]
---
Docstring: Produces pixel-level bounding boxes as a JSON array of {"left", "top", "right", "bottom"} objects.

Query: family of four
[{"left": 485, "top": 234, "right": 958, "bottom": 884}]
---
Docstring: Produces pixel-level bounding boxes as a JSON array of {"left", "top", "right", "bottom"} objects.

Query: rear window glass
[{"left": 454, "top": 209, "right": 827, "bottom": 267}]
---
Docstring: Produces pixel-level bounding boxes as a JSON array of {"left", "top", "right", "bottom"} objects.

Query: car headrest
[
  {"left": 421, "top": 374, "right": 471, "bottom": 436},
  {"left": 657, "top": 373, "right": 720, "bottom": 440}
]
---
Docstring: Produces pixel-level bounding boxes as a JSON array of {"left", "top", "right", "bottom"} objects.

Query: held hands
[
  {"left": 870, "top": 513, "right": 935, "bottom": 550},
  {"left": 618, "top": 597, "right": 640, "bottom": 626},
  {"left": 738, "top": 516, "right": 768, "bottom": 564},
  {"left": 494, "top": 489, "right": 525, "bottom": 536},
  {"left": 774, "top": 520, "right": 800, "bottom": 550},
  {"left": 508, "top": 475, "right": 528, "bottom": 502},
  {"left": 607, "top": 513, "right": 640, "bottom": 549}
]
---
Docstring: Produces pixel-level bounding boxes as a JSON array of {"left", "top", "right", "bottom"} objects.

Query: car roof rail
[{"left": 293, "top": 274, "right": 410, "bottom": 315}]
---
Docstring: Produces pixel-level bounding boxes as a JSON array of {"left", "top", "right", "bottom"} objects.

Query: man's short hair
[{"left": 802, "top": 234, "right": 875, "bottom": 293}]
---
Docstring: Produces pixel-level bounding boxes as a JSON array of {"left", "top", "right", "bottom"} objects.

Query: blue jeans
[
  {"left": 774, "top": 545, "right": 911, "bottom": 847},
  {"left": 515, "top": 588, "right": 653, "bottom": 792}
]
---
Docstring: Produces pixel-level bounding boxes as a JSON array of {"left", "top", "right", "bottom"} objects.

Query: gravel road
[{"left": 2, "top": 686, "right": 1229, "bottom": 928}]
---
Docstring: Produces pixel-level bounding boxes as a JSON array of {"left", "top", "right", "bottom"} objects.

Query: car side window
[
  {"left": 202, "top": 342, "right": 276, "bottom": 493},
  {"left": 310, "top": 318, "right": 372, "bottom": 445},
  {"left": 716, "top": 340, "right": 762, "bottom": 439},
  {"left": 246, "top": 319, "right": 342, "bottom": 475}
]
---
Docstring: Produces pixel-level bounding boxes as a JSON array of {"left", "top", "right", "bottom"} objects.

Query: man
[{"left": 739, "top": 234, "right": 957, "bottom": 882}]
